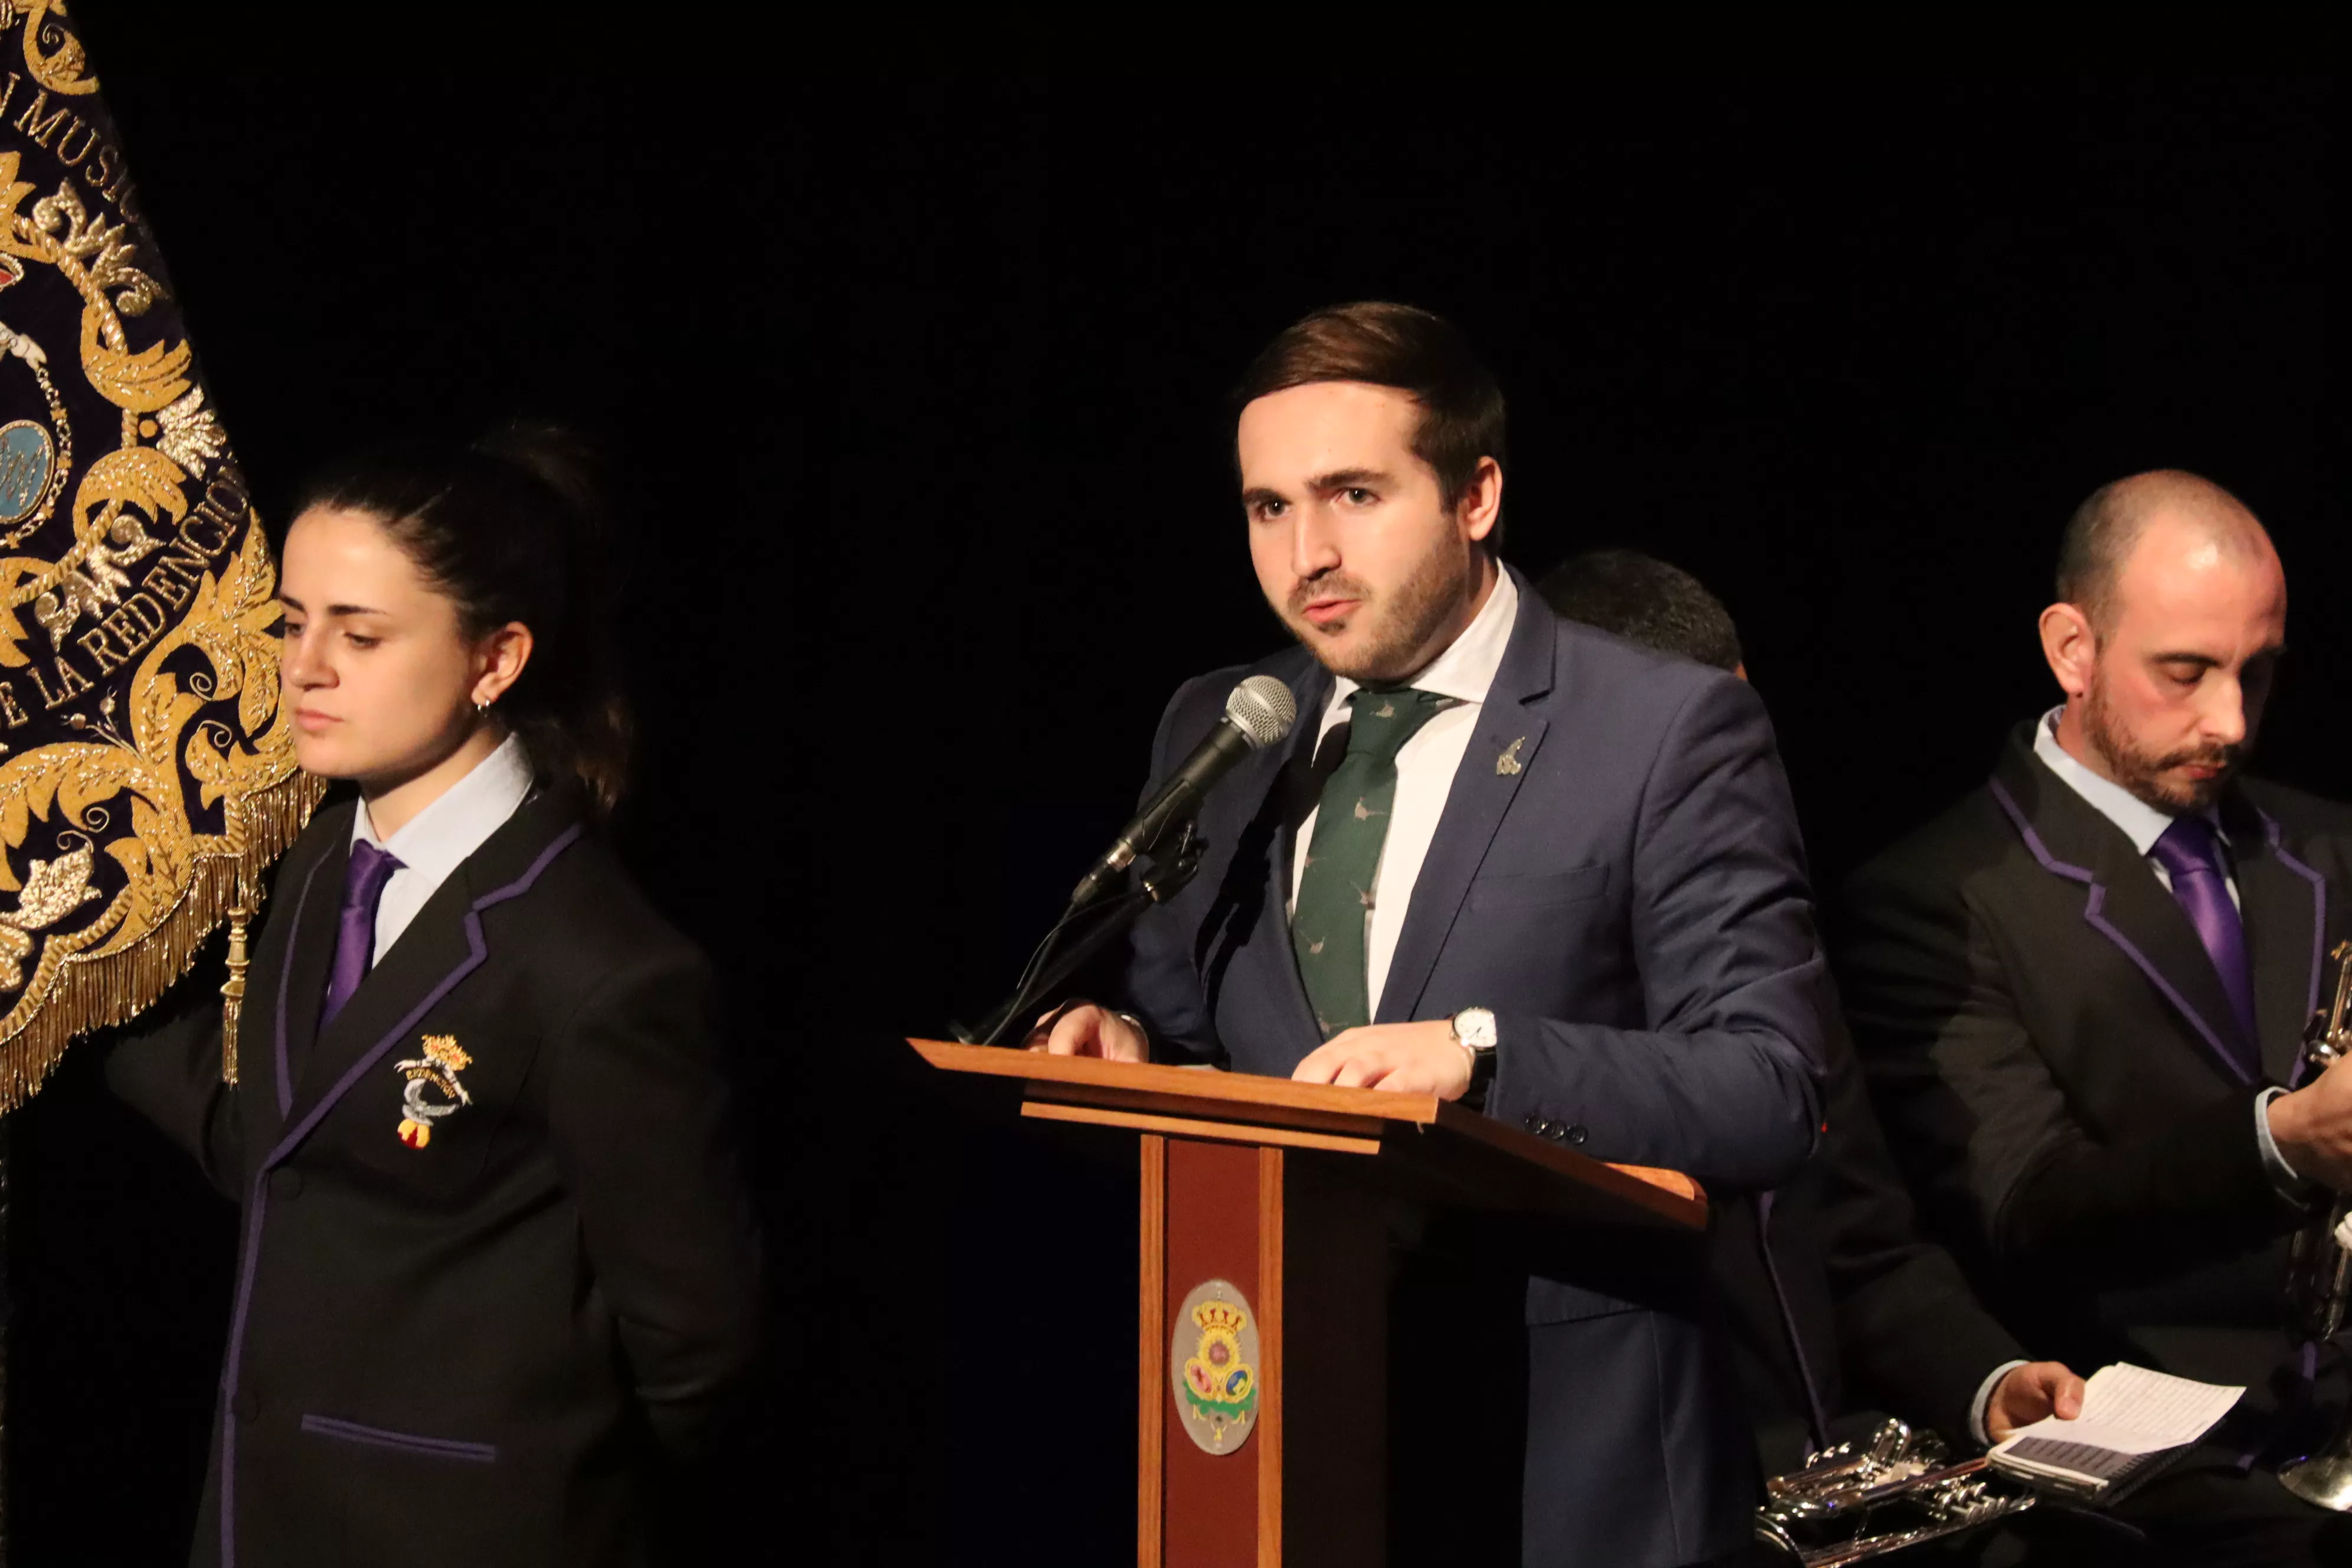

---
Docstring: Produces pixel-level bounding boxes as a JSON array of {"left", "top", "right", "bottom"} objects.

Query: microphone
[{"left": 1070, "top": 674, "right": 1298, "bottom": 906}]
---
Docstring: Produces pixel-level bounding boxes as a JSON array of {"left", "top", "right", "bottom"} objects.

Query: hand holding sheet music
[{"left": 1989, "top": 1364, "right": 2243, "bottom": 1498}]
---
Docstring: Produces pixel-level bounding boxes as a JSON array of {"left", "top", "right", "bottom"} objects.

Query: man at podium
[{"left": 1033, "top": 302, "right": 1830, "bottom": 1566}]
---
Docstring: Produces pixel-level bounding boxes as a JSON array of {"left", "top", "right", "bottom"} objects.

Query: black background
[{"left": 3, "top": 13, "right": 2344, "bottom": 1564}]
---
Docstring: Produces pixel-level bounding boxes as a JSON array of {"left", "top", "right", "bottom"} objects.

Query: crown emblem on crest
[
  {"left": 419, "top": 1034, "right": 472, "bottom": 1073},
  {"left": 1193, "top": 1300, "right": 1246, "bottom": 1335}
]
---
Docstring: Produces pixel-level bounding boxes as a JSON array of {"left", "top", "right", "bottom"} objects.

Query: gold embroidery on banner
[
  {"left": 0, "top": 12, "right": 320, "bottom": 1108},
  {"left": 0, "top": 834, "right": 92, "bottom": 986},
  {"left": 8, "top": 3, "right": 99, "bottom": 98}
]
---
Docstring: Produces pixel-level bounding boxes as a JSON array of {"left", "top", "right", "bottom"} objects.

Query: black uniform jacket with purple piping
[
  {"left": 108, "top": 788, "right": 764, "bottom": 1568},
  {"left": 1837, "top": 725, "right": 2350, "bottom": 1452}
]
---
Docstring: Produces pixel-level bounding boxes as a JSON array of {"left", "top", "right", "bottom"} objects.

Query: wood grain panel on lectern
[
  {"left": 1162, "top": 1139, "right": 1261, "bottom": 1568},
  {"left": 1139, "top": 1135, "right": 1167, "bottom": 1568}
]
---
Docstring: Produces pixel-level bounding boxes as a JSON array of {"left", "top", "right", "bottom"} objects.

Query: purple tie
[
  {"left": 320, "top": 839, "right": 403, "bottom": 1032},
  {"left": 2148, "top": 815, "right": 2260, "bottom": 1072}
]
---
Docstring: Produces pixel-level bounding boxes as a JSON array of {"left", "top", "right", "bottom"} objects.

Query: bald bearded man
[{"left": 1838, "top": 471, "right": 2352, "bottom": 1564}]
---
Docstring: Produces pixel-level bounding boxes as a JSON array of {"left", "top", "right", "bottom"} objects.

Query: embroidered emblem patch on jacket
[{"left": 394, "top": 1035, "right": 473, "bottom": 1149}]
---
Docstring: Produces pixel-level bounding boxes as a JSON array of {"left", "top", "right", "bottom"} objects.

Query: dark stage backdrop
[{"left": 5, "top": 13, "right": 2343, "bottom": 1563}]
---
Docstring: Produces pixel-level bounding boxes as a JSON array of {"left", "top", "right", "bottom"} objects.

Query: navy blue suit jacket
[{"left": 1112, "top": 572, "right": 1828, "bottom": 1566}]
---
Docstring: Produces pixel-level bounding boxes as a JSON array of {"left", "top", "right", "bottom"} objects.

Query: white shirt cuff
[
  {"left": 2255, "top": 1086, "right": 2315, "bottom": 1199},
  {"left": 1969, "top": 1358, "right": 2030, "bottom": 1448}
]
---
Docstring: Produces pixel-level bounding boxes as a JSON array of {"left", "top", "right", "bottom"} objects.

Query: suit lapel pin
[
  {"left": 394, "top": 1034, "right": 473, "bottom": 1149},
  {"left": 1496, "top": 737, "right": 1526, "bottom": 776}
]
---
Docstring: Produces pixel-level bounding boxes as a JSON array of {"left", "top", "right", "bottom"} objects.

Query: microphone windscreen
[{"left": 1225, "top": 675, "right": 1298, "bottom": 749}]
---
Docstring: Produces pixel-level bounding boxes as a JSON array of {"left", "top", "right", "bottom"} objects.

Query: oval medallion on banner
[
  {"left": 1171, "top": 1278, "right": 1259, "bottom": 1455},
  {"left": 0, "top": 419, "right": 55, "bottom": 525}
]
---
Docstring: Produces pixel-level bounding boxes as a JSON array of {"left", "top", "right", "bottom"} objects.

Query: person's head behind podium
[
  {"left": 277, "top": 424, "right": 631, "bottom": 837},
  {"left": 1537, "top": 548, "right": 1747, "bottom": 681},
  {"left": 1233, "top": 302, "right": 1505, "bottom": 685}
]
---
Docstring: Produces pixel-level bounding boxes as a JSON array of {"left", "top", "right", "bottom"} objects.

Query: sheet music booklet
[{"left": 1987, "top": 1363, "right": 2243, "bottom": 1500}]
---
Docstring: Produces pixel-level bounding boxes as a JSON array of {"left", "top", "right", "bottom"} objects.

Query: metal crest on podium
[{"left": 1173, "top": 1279, "right": 1259, "bottom": 1455}]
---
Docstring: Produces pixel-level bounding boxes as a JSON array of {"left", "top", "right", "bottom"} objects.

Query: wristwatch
[{"left": 1450, "top": 1006, "right": 1498, "bottom": 1100}]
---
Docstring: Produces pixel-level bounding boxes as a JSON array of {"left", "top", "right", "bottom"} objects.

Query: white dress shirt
[
  {"left": 1288, "top": 569, "right": 1518, "bottom": 1016},
  {"left": 352, "top": 734, "right": 534, "bottom": 963},
  {"left": 2029, "top": 708, "right": 2305, "bottom": 1188}
]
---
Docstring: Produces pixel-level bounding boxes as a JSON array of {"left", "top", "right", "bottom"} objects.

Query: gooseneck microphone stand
[{"left": 962, "top": 820, "right": 1203, "bottom": 1048}]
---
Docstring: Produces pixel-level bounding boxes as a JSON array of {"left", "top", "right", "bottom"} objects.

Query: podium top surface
[{"left": 910, "top": 1037, "right": 1706, "bottom": 1231}]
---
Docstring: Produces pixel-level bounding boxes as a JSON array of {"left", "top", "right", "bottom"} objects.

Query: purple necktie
[
  {"left": 320, "top": 839, "right": 403, "bottom": 1032},
  {"left": 2148, "top": 815, "right": 2260, "bottom": 1072}
]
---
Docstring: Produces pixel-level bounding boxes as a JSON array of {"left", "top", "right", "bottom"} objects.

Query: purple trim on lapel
[
  {"left": 2254, "top": 808, "right": 2329, "bottom": 1087},
  {"left": 260, "top": 822, "right": 581, "bottom": 1171},
  {"left": 272, "top": 851, "right": 332, "bottom": 1122},
  {"left": 1988, "top": 777, "right": 2252, "bottom": 1087},
  {"left": 217, "top": 822, "right": 582, "bottom": 1568}
]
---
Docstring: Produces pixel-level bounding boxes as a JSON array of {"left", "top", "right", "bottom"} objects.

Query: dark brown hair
[
  {"left": 2054, "top": 478, "right": 2141, "bottom": 633},
  {"left": 1538, "top": 548, "right": 1744, "bottom": 672},
  {"left": 293, "top": 422, "right": 632, "bottom": 815},
  {"left": 1232, "top": 301, "right": 1507, "bottom": 519}
]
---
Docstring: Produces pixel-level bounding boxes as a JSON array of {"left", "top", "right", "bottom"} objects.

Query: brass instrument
[
  {"left": 2280, "top": 939, "right": 2352, "bottom": 1511},
  {"left": 1755, "top": 1420, "right": 2037, "bottom": 1566}
]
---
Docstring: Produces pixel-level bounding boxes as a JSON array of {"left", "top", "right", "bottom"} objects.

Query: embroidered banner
[{"left": 0, "top": 2, "right": 316, "bottom": 1106}]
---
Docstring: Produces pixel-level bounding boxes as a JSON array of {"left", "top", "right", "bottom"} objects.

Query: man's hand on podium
[
  {"left": 1025, "top": 1002, "right": 1147, "bottom": 1061},
  {"left": 1291, "top": 1020, "right": 1473, "bottom": 1100}
]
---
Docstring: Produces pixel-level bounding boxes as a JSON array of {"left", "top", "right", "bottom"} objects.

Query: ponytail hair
[{"left": 292, "top": 422, "right": 632, "bottom": 815}]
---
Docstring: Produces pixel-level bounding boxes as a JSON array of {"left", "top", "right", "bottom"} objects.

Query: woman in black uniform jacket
[{"left": 106, "top": 430, "right": 764, "bottom": 1568}]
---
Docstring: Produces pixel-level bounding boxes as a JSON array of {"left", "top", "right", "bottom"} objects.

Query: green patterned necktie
[{"left": 1292, "top": 687, "right": 1452, "bottom": 1038}]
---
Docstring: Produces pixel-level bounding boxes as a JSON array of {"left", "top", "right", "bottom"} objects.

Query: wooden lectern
[{"left": 911, "top": 1039, "right": 1707, "bottom": 1568}]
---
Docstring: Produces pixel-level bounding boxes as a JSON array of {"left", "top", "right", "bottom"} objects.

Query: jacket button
[
  {"left": 1565, "top": 1125, "right": 1589, "bottom": 1145},
  {"left": 269, "top": 1168, "right": 303, "bottom": 1201},
  {"left": 232, "top": 1389, "right": 262, "bottom": 1422}
]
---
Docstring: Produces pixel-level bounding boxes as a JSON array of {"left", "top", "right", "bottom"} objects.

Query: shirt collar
[
  {"left": 353, "top": 733, "right": 535, "bottom": 877},
  {"left": 2030, "top": 705, "right": 2219, "bottom": 855},
  {"left": 1328, "top": 567, "right": 1518, "bottom": 713}
]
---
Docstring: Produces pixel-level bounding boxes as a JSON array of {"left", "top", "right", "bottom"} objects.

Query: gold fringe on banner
[{"left": 0, "top": 768, "right": 325, "bottom": 1111}]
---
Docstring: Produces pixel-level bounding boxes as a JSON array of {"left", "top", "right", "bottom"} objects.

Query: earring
[{"left": 474, "top": 696, "right": 491, "bottom": 714}]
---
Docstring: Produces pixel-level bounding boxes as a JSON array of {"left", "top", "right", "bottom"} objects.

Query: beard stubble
[
  {"left": 2082, "top": 672, "right": 2244, "bottom": 812},
  {"left": 1282, "top": 536, "right": 1475, "bottom": 685}
]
